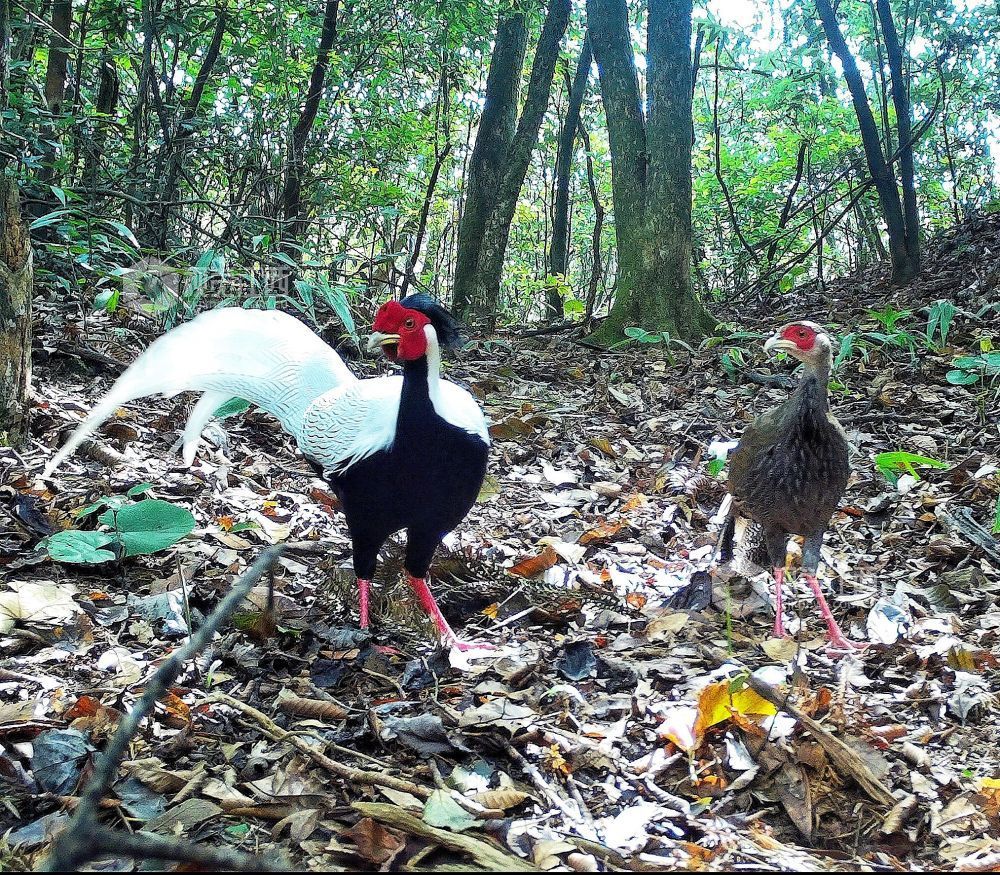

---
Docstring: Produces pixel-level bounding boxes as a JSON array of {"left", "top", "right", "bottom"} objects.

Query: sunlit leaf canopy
[{"left": 5, "top": 0, "right": 999, "bottom": 326}]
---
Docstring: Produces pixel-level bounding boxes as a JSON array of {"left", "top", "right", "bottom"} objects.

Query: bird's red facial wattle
[
  {"left": 370, "top": 301, "right": 432, "bottom": 361},
  {"left": 780, "top": 323, "right": 818, "bottom": 351}
]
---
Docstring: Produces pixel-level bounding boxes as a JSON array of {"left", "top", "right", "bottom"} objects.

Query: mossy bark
[
  {"left": 0, "top": 177, "right": 33, "bottom": 447},
  {"left": 582, "top": 0, "right": 712, "bottom": 349}
]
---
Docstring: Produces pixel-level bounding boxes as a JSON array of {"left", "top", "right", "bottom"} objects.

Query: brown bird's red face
[
  {"left": 369, "top": 301, "right": 432, "bottom": 362},
  {"left": 780, "top": 322, "right": 818, "bottom": 351},
  {"left": 764, "top": 320, "right": 830, "bottom": 365}
]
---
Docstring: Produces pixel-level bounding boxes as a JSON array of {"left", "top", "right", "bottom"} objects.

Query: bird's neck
[
  {"left": 795, "top": 355, "right": 831, "bottom": 417},
  {"left": 399, "top": 328, "right": 442, "bottom": 425}
]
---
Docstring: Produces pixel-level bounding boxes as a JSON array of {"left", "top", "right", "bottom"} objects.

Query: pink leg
[
  {"left": 772, "top": 567, "right": 786, "bottom": 638},
  {"left": 358, "top": 578, "right": 371, "bottom": 629},
  {"left": 406, "top": 575, "right": 493, "bottom": 652},
  {"left": 804, "top": 574, "right": 865, "bottom": 652}
]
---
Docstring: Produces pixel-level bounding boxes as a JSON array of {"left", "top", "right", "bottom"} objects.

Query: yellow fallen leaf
[{"left": 695, "top": 679, "right": 777, "bottom": 740}]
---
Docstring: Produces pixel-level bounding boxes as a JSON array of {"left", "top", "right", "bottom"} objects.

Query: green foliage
[
  {"left": 212, "top": 398, "right": 252, "bottom": 419},
  {"left": 618, "top": 328, "right": 696, "bottom": 364},
  {"left": 50, "top": 493, "right": 195, "bottom": 563},
  {"left": 45, "top": 530, "right": 118, "bottom": 564},
  {"left": 8, "top": 0, "right": 1000, "bottom": 327},
  {"left": 874, "top": 451, "right": 949, "bottom": 486},
  {"left": 925, "top": 300, "right": 957, "bottom": 350},
  {"left": 97, "top": 501, "right": 196, "bottom": 557},
  {"left": 946, "top": 351, "right": 1000, "bottom": 386}
]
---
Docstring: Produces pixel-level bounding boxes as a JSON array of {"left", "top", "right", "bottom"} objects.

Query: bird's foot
[
  {"left": 442, "top": 634, "right": 496, "bottom": 653},
  {"left": 824, "top": 632, "right": 867, "bottom": 655},
  {"left": 772, "top": 617, "right": 786, "bottom": 639}
]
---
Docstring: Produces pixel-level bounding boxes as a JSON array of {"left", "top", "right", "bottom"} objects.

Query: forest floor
[{"left": 2, "top": 215, "right": 1000, "bottom": 872}]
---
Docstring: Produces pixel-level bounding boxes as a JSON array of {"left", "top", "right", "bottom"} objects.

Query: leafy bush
[{"left": 45, "top": 493, "right": 195, "bottom": 564}]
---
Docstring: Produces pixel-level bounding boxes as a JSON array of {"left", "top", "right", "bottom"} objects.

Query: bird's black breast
[{"left": 327, "top": 362, "right": 488, "bottom": 543}]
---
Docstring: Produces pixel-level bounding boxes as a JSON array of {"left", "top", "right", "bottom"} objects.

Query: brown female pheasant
[{"left": 720, "top": 320, "right": 862, "bottom": 651}]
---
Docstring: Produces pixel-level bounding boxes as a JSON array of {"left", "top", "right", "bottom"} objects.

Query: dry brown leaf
[{"left": 508, "top": 545, "right": 559, "bottom": 578}]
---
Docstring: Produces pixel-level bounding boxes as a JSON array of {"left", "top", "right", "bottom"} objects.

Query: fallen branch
[
  {"left": 352, "top": 801, "right": 540, "bottom": 872},
  {"left": 746, "top": 675, "right": 896, "bottom": 807},
  {"left": 936, "top": 505, "right": 1000, "bottom": 566},
  {"left": 42, "top": 547, "right": 288, "bottom": 872},
  {"left": 204, "top": 691, "right": 434, "bottom": 800}
]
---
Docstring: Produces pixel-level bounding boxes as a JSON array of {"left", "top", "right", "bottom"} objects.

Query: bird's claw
[
  {"left": 444, "top": 636, "right": 496, "bottom": 653},
  {"left": 825, "top": 635, "right": 867, "bottom": 655}
]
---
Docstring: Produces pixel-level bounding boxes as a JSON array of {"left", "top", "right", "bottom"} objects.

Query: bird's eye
[{"left": 403, "top": 317, "right": 415, "bottom": 330}]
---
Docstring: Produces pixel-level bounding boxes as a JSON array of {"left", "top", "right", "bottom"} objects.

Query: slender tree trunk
[
  {"left": 766, "top": 139, "right": 807, "bottom": 263},
  {"left": 37, "top": 0, "right": 71, "bottom": 191},
  {"left": 400, "top": 143, "right": 452, "bottom": 296},
  {"left": 876, "top": 0, "right": 920, "bottom": 270},
  {"left": 815, "top": 0, "right": 917, "bottom": 283},
  {"left": 43, "top": 0, "right": 71, "bottom": 112},
  {"left": 547, "top": 34, "right": 592, "bottom": 318},
  {"left": 155, "top": 5, "right": 227, "bottom": 249},
  {"left": 280, "top": 0, "right": 339, "bottom": 260},
  {"left": 937, "top": 61, "right": 960, "bottom": 224},
  {"left": 584, "top": 0, "right": 646, "bottom": 344},
  {"left": 474, "top": 0, "right": 570, "bottom": 325},
  {"left": 451, "top": 13, "right": 527, "bottom": 319},
  {"left": 0, "top": 178, "right": 32, "bottom": 447},
  {"left": 83, "top": 50, "right": 119, "bottom": 197},
  {"left": 579, "top": 122, "right": 604, "bottom": 324}
]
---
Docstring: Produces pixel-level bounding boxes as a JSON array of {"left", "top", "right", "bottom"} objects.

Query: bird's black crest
[{"left": 400, "top": 293, "right": 465, "bottom": 350}]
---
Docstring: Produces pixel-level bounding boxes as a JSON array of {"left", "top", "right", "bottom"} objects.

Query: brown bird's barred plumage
[{"left": 721, "top": 320, "right": 861, "bottom": 651}]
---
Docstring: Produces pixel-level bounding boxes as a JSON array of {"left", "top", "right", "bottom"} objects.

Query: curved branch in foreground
[{"left": 42, "top": 547, "right": 288, "bottom": 873}]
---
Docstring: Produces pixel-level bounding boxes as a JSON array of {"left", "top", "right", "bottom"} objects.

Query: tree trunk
[
  {"left": 814, "top": 0, "right": 916, "bottom": 284},
  {"left": 583, "top": 0, "right": 711, "bottom": 348},
  {"left": 38, "top": 0, "right": 72, "bottom": 190},
  {"left": 876, "top": 0, "right": 920, "bottom": 271},
  {"left": 43, "top": 0, "right": 71, "bottom": 112},
  {"left": 279, "top": 0, "right": 339, "bottom": 259},
  {"left": 0, "top": 0, "right": 9, "bottom": 126},
  {"left": 547, "top": 35, "right": 592, "bottom": 318},
  {"left": 473, "top": 0, "right": 571, "bottom": 324},
  {"left": 451, "top": 13, "right": 527, "bottom": 319},
  {"left": 400, "top": 143, "right": 452, "bottom": 297},
  {"left": 0, "top": 178, "right": 32, "bottom": 447},
  {"left": 83, "top": 49, "right": 120, "bottom": 196}
]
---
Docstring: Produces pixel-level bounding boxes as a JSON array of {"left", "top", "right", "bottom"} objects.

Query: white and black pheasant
[{"left": 44, "top": 294, "right": 491, "bottom": 650}]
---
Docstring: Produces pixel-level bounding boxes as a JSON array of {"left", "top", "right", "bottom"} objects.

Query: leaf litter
[{"left": 2, "top": 249, "right": 1000, "bottom": 869}]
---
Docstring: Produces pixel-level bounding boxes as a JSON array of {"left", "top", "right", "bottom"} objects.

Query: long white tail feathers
[
  {"left": 43, "top": 308, "right": 356, "bottom": 478},
  {"left": 181, "top": 390, "right": 234, "bottom": 466}
]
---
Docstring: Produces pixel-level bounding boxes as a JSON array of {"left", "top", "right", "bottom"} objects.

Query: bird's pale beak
[
  {"left": 763, "top": 335, "right": 795, "bottom": 356},
  {"left": 366, "top": 331, "right": 400, "bottom": 352}
]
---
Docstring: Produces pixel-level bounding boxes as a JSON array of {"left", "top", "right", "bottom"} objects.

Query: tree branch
[{"left": 42, "top": 548, "right": 287, "bottom": 872}]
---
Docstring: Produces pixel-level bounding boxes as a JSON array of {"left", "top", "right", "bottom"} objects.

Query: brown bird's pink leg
[
  {"left": 406, "top": 575, "right": 493, "bottom": 652},
  {"left": 804, "top": 574, "right": 864, "bottom": 651},
  {"left": 358, "top": 579, "right": 372, "bottom": 628},
  {"left": 772, "top": 567, "right": 786, "bottom": 638}
]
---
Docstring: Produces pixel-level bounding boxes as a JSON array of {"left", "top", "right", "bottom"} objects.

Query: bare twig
[
  {"left": 204, "top": 691, "right": 434, "bottom": 800},
  {"left": 42, "top": 547, "right": 287, "bottom": 872}
]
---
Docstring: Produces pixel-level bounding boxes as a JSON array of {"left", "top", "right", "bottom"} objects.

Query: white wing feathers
[
  {"left": 298, "top": 378, "right": 490, "bottom": 473},
  {"left": 44, "top": 308, "right": 489, "bottom": 478}
]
